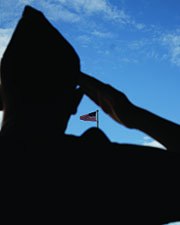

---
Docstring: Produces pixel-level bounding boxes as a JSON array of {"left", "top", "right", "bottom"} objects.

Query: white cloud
[
  {"left": 77, "top": 34, "right": 91, "bottom": 47},
  {"left": 39, "top": 0, "right": 142, "bottom": 29},
  {"left": 41, "top": 0, "right": 110, "bottom": 21},
  {"left": 70, "top": 0, "right": 145, "bottom": 29},
  {"left": 0, "top": 28, "right": 13, "bottom": 58},
  {"left": 91, "top": 30, "right": 112, "bottom": 38},
  {"left": 0, "top": 112, "right": 3, "bottom": 130},
  {"left": 143, "top": 136, "right": 166, "bottom": 150},
  {"left": 162, "top": 32, "right": 180, "bottom": 67},
  {"left": 129, "top": 39, "right": 148, "bottom": 50},
  {"left": 164, "top": 222, "right": 180, "bottom": 225},
  {"left": 58, "top": 0, "right": 66, "bottom": 2},
  {"left": 135, "top": 23, "right": 146, "bottom": 30},
  {"left": 143, "top": 136, "right": 150, "bottom": 140},
  {"left": 69, "top": 0, "right": 130, "bottom": 24},
  {"left": 72, "top": 0, "right": 108, "bottom": 14},
  {"left": 144, "top": 140, "right": 165, "bottom": 149},
  {"left": 39, "top": 0, "right": 80, "bottom": 23},
  {"left": 75, "top": 0, "right": 132, "bottom": 25},
  {"left": 18, "top": 0, "right": 34, "bottom": 4}
]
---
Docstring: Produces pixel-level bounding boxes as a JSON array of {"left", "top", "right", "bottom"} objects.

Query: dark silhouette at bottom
[{"left": 0, "top": 6, "right": 179, "bottom": 224}]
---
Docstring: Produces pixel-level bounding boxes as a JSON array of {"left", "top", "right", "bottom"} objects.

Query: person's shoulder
[
  {"left": 81, "top": 128, "right": 110, "bottom": 144},
  {"left": 64, "top": 128, "right": 110, "bottom": 149}
]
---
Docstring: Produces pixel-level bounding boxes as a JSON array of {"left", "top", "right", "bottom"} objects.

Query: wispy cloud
[
  {"left": 38, "top": 0, "right": 80, "bottom": 23},
  {"left": 134, "top": 23, "right": 146, "bottom": 30},
  {"left": 61, "top": 0, "right": 130, "bottom": 23},
  {"left": 162, "top": 30, "right": 180, "bottom": 67},
  {"left": 91, "top": 30, "right": 112, "bottom": 38},
  {"left": 0, "top": 28, "right": 13, "bottom": 58},
  {"left": 70, "top": 0, "right": 110, "bottom": 14},
  {"left": 37, "top": 0, "right": 145, "bottom": 30},
  {"left": 143, "top": 136, "right": 166, "bottom": 150},
  {"left": 1, "top": 0, "right": 180, "bottom": 69},
  {"left": 77, "top": 34, "right": 92, "bottom": 47}
]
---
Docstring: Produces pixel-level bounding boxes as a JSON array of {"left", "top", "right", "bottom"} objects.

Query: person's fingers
[
  {"left": 78, "top": 72, "right": 105, "bottom": 106},
  {"left": 78, "top": 72, "right": 135, "bottom": 127},
  {"left": 79, "top": 72, "right": 104, "bottom": 90},
  {"left": 79, "top": 72, "right": 117, "bottom": 114}
]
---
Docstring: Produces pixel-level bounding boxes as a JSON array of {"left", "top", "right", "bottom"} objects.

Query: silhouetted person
[
  {"left": 0, "top": 6, "right": 84, "bottom": 149},
  {"left": 0, "top": 6, "right": 179, "bottom": 224}
]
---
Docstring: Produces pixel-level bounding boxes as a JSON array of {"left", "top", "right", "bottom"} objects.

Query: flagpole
[{"left": 97, "top": 110, "right": 99, "bottom": 129}]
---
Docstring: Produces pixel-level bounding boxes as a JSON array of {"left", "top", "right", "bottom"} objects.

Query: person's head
[{"left": 0, "top": 6, "right": 83, "bottom": 134}]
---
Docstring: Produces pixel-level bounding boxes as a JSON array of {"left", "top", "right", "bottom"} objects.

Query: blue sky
[{"left": 0, "top": 0, "right": 180, "bottom": 152}]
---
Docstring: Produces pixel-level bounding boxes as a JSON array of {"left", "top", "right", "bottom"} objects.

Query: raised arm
[
  {"left": 79, "top": 72, "right": 180, "bottom": 153},
  {"left": 133, "top": 106, "right": 180, "bottom": 152}
]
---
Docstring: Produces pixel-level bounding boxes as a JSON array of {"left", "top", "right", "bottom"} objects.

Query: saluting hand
[{"left": 79, "top": 72, "right": 136, "bottom": 129}]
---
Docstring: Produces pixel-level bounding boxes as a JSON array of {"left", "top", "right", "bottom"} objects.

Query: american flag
[{"left": 80, "top": 111, "right": 96, "bottom": 122}]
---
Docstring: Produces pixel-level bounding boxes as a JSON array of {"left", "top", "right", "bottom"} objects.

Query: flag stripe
[{"left": 80, "top": 111, "right": 96, "bottom": 122}]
